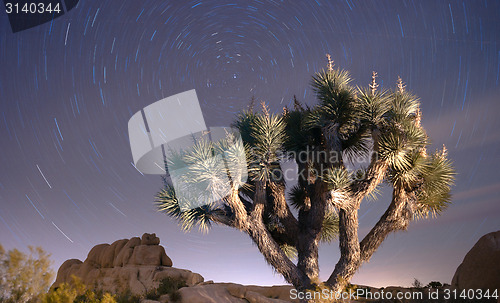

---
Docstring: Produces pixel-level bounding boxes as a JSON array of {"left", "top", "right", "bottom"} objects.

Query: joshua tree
[{"left": 155, "top": 55, "right": 455, "bottom": 300}]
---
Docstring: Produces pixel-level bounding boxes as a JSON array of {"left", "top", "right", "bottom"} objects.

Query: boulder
[
  {"left": 178, "top": 283, "right": 297, "bottom": 303},
  {"left": 246, "top": 290, "right": 290, "bottom": 303},
  {"left": 178, "top": 284, "right": 248, "bottom": 303},
  {"left": 153, "top": 267, "right": 203, "bottom": 286},
  {"left": 141, "top": 233, "right": 161, "bottom": 245},
  {"left": 244, "top": 285, "right": 296, "bottom": 301},
  {"left": 113, "top": 237, "right": 146, "bottom": 267},
  {"left": 53, "top": 259, "right": 82, "bottom": 286},
  {"left": 452, "top": 230, "right": 500, "bottom": 291},
  {"left": 86, "top": 243, "right": 109, "bottom": 267},
  {"left": 53, "top": 233, "right": 191, "bottom": 296},
  {"left": 101, "top": 239, "right": 128, "bottom": 268},
  {"left": 130, "top": 245, "right": 172, "bottom": 267}
]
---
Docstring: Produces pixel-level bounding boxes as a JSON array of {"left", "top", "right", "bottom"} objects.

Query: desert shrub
[
  {"left": 114, "top": 290, "right": 140, "bottom": 303},
  {"left": 42, "top": 283, "right": 80, "bottom": 303},
  {"left": 426, "top": 281, "right": 443, "bottom": 288},
  {"left": 42, "top": 277, "right": 116, "bottom": 303},
  {"left": 169, "top": 289, "right": 182, "bottom": 302},
  {"left": 412, "top": 278, "right": 423, "bottom": 289},
  {"left": 0, "top": 244, "right": 54, "bottom": 303},
  {"left": 142, "top": 277, "right": 187, "bottom": 302},
  {"left": 144, "top": 288, "right": 160, "bottom": 300},
  {"left": 157, "top": 276, "right": 187, "bottom": 295}
]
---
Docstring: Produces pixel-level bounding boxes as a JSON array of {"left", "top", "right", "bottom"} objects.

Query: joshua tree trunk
[
  {"left": 326, "top": 186, "right": 413, "bottom": 293},
  {"left": 297, "top": 181, "right": 328, "bottom": 283},
  {"left": 325, "top": 208, "right": 361, "bottom": 292},
  {"left": 247, "top": 181, "right": 309, "bottom": 289}
]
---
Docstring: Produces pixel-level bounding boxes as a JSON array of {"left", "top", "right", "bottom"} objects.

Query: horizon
[{"left": 1, "top": 0, "right": 499, "bottom": 290}]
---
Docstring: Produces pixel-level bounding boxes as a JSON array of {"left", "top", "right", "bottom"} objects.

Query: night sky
[{"left": 1, "top": 0, "right": 499, "bottom": 288}]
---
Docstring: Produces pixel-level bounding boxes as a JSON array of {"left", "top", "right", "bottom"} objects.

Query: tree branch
[
  {"left": 359, "top": 187, "right": 412, "bottom": 262},
  {"left": 325, "top": 153, "right": 388, "bottom": 291},
  {"left": 268, "top": 181, "right": 299, "bottom": 240},
  {"left": 225, "top": 186, "right": 249, "bottom": 230},
  {"left": 350, "top": 153, "right": 388, "bottom": 203},
  {"left": 325, "top": 207, "right": 361, "bottom": 291},
  {"left": 246, "top": 181, "right": 308, "bottom": 289},
  {"left": 297, "top": 179, "right": 328, "bottom": 282}
]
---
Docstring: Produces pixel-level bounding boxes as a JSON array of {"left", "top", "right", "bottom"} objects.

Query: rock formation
[
  {"left": 177, "top": 282, "right": 296, "bottom": 303},
  {"left": 53, "top": 233, "right": 203, "bottom": 295},
  {"left": 452, "top": 230, "right": 500, "bottom": 291},
  {"left": 53, "top": 233, "right": 297, "bottom": 302}
]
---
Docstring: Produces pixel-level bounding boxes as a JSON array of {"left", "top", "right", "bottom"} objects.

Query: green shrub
[
  {"left": 114, "top": 290, "right": 140, "bottom": 303},
  {"left": 426, "top": 281, "right": 443, "bottom": 288},
  {"left": 170, "top": 289, "right": 182, "bottom": 302},
  {"left": 144, "top": 288, "right": 160, "bottom": 300},
  {"left": 42, "top": 277, "right": 117, "bottom": 303},
  {"left": 157, "top": 277, "right": 187, "bottom": 295}
]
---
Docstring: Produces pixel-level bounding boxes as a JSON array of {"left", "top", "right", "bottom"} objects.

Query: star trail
[{"left": 0, "top": 0, "right": 499, "bottom": 287}]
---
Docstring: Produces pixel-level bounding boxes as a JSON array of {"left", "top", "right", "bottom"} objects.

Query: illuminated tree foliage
[{"left": 156, "top": 56, "right": 455, "bottom": 300}]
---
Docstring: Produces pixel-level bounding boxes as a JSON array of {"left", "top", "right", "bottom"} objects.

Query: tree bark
[
  {"left": 326, "top": 186, "right": 412, "bottom": 293},
  {"left": 247, "top": 217, "right": 308, "bottom": 289},
  {"left": 360, "top": 187, "right": 411, "bottom": 262},
  {"left": 268, "top": 181, "right": 299, "bottom": 237},
  {"left": 325, "top": 207, "right": 361, "bottom": 292},
  {"left": 246, "top": 181, "right": 309, "bottom": 289},
  {"left": 297, "top": 180, "right": 328, "bottom": 284},
  {"left": 324, "top": 153, "right": 388, "bottom": 290}
]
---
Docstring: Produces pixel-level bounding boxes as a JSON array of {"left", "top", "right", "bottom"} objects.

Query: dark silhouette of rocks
[{"left": 452, "top": 230, "right": 500, "bottom": 292}]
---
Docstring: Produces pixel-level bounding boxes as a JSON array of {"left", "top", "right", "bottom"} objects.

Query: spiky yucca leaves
[
  {"left": 414, "top": 148, "right": 455, "bottom": 218},
  {"left": 378, "top": 92, "right": 428, "bottom": 171},
  {"left": 181, "top": 138, "right": 231, "bottom": 200},
  {"left": 280, "top": 244, "right": 298, "bottom": 260},
  {"left": 249, "top": 110, "right": 286, "bottom": 182},
  {"left": 308, "top": 69, "right": 359, "bottom": 152},
  {"left": 357, "top": 87, "right": 391, "bottom": 132},
  {"left": 321, "top": 212, "right": 340, "bottom": 243},
  {"left": 323, "top": 166, "right": 352, "bottom": 191},
  {"left": 214, "top": 131, "right": 251, "bottom": 190},
  {"left": 156, "top": 184, "right": 223, "bottom": 232},
  {"left": 308, "top": 69, "right": 374, "bottom": 166},
  {"left": 233, "top": 110, "right": 258, "bottom": 146},
  {"left": 379, "top": 89, "right": 454, "bottom": 220},
  {"left": 288, "top": 184, "right": 307, "bottom": 210},
  {"left": 283, "top": 107, "right": 315, "bottom": 155},
  {"left": 233, "top": 105, "right": 286, "bottom": 183},
  {"left": 387, "top": 90, "right": 421, "bottom": 124},
  {"left": 386, "top": 150, "right": 428, "bottom": 189},
  {"left": 156, "top": 133, "right": 247, "bottom": 232},
  {"left": 311, "top": 68, "right": 353, "bottom": 104}
]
